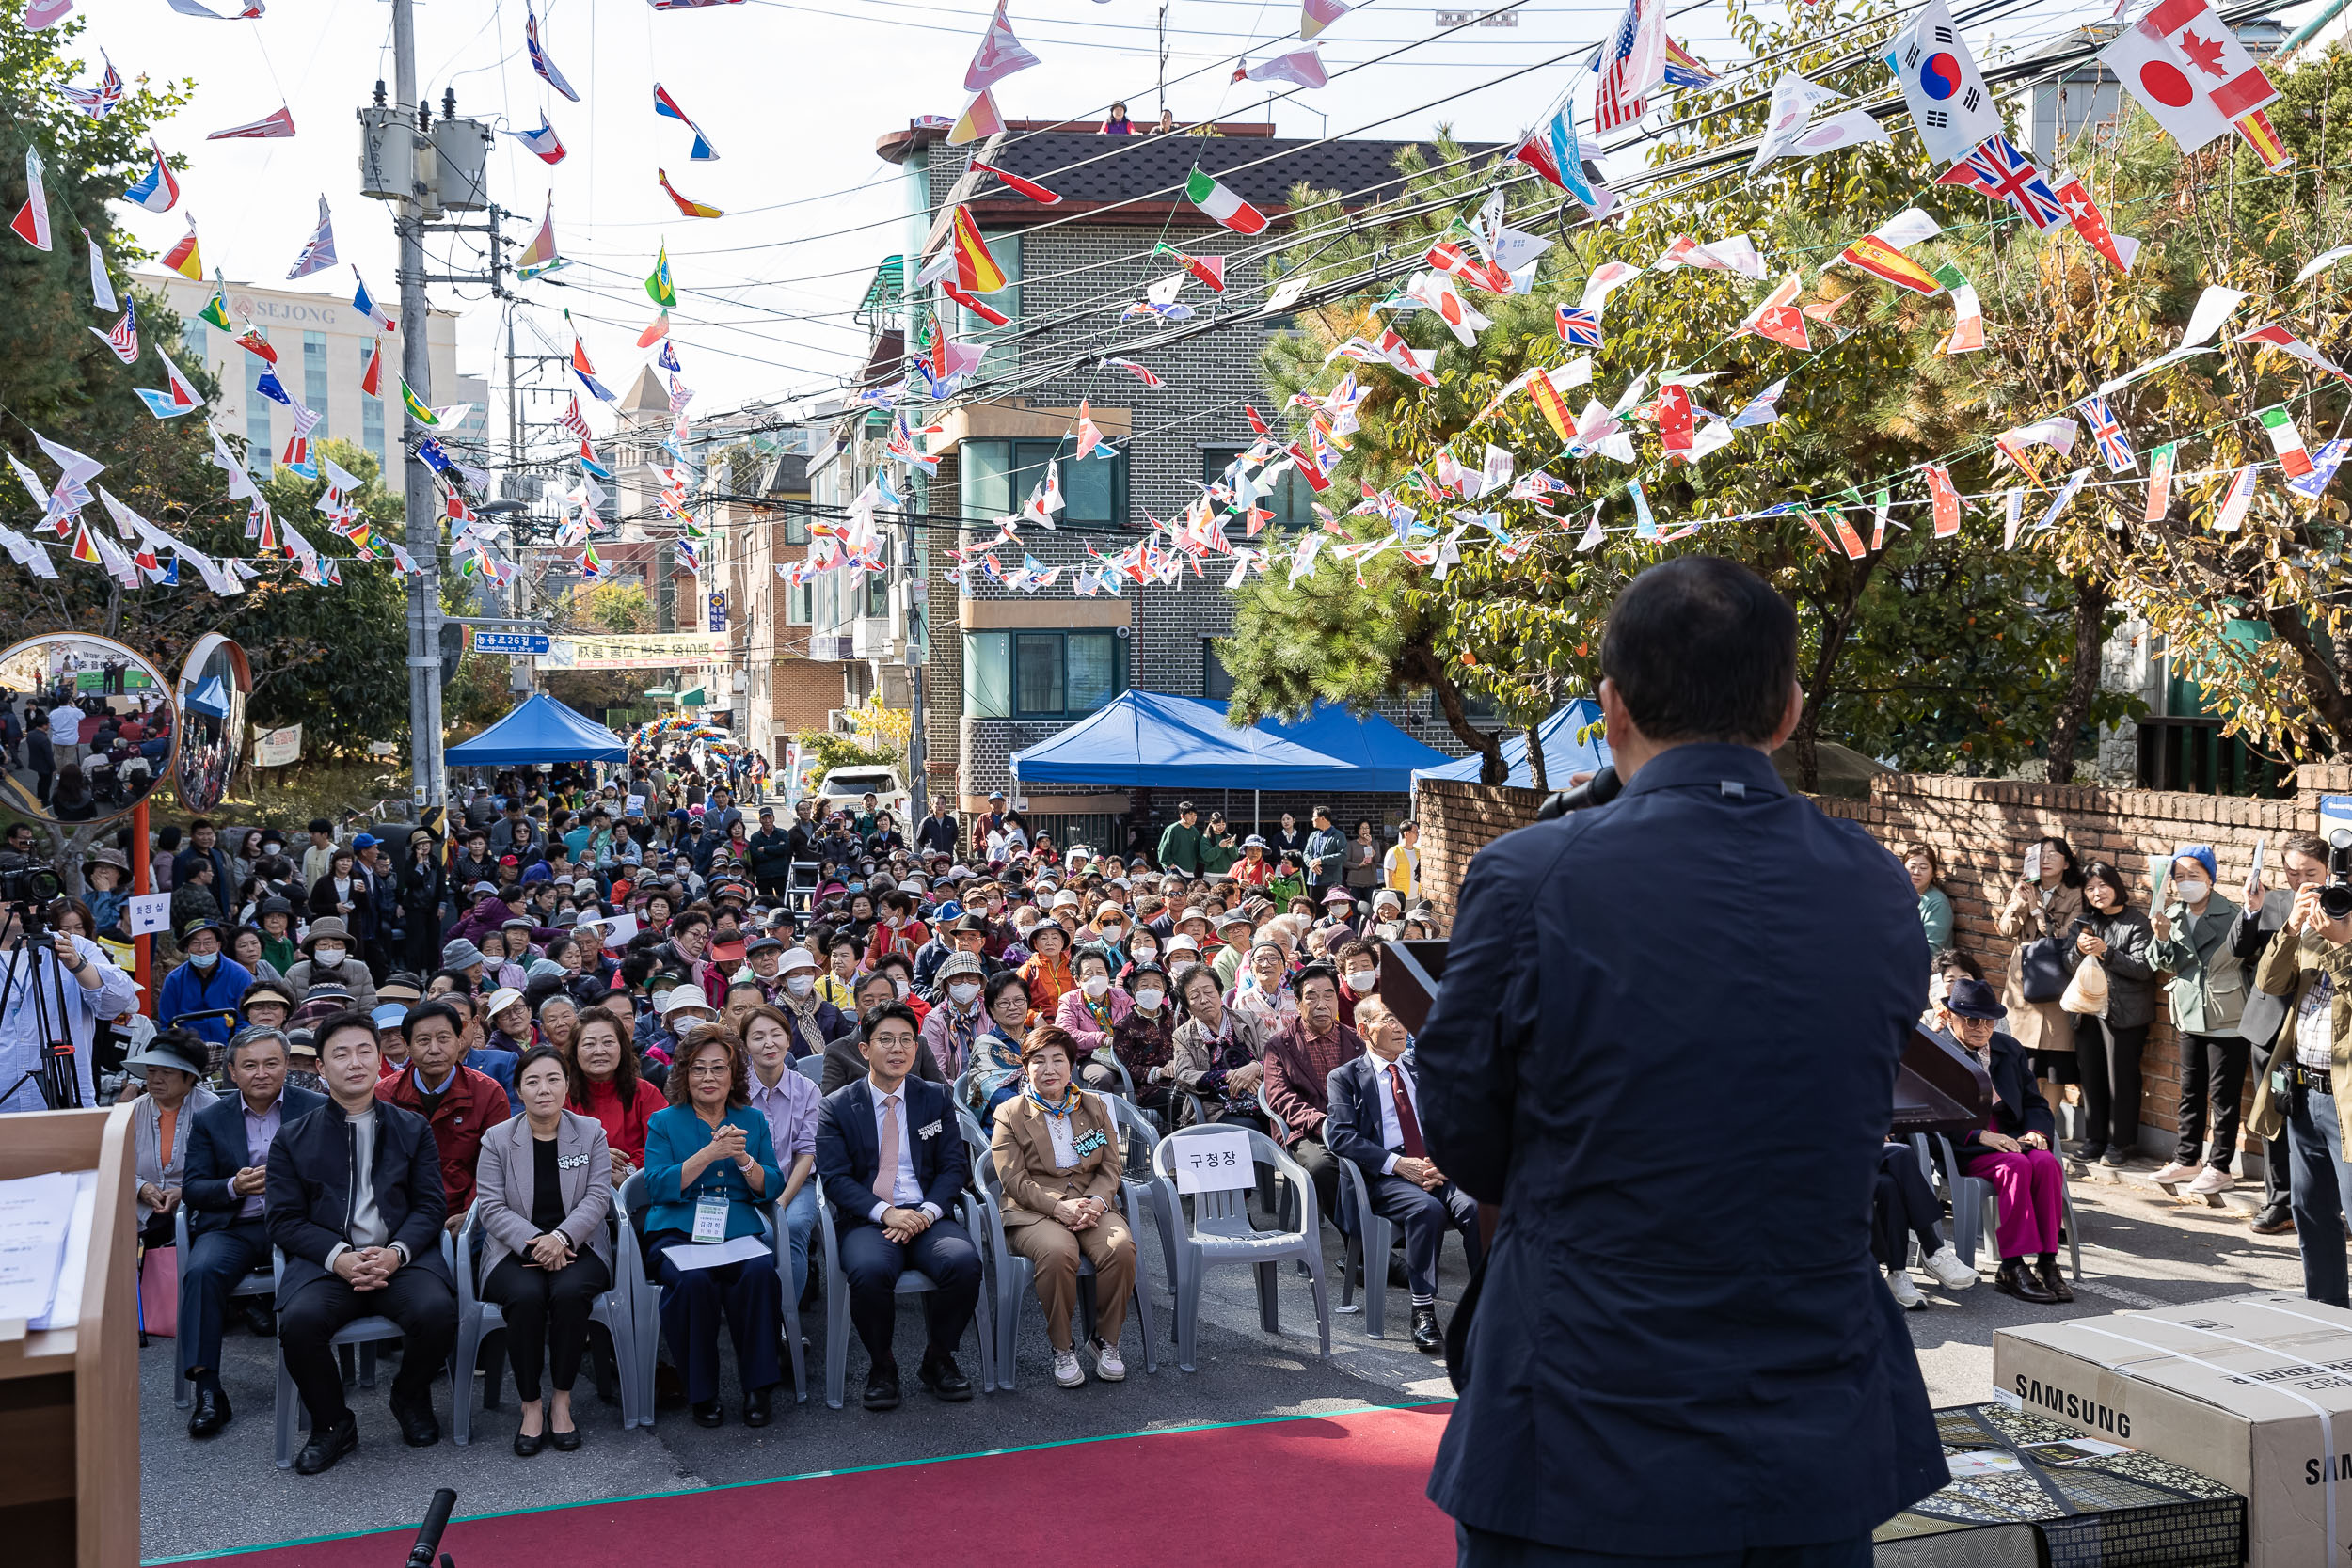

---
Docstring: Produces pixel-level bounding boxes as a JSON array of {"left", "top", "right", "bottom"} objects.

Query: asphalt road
[{"left": 136, "top": 1165, "right": 2307, "bottom": 1563}]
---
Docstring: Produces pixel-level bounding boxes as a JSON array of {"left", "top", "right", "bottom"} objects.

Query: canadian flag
[{"left": 2100, "top": 0, "right": 2276, "bottom": 153}]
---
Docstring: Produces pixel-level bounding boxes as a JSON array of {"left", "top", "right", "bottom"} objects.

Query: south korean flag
[{"left": 1885, "top": 0, "right": 2007, "bottom": 166}]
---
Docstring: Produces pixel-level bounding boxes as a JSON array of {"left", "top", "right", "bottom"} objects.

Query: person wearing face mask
[
  {"left": 871, "top": 951, "right": 930, "bottom": 1027},
  {"left": 2061, "top": 862, "right": 2157, "bottom": 1168},
  {"left": 159, "top": 919, "right": 255, "bottom": 1063},
  {"left": 1086, "top": 908, "right": 1131, "bottom": 972},
  {"left": 1053, "top": 946, "right": 1131, "bottom": 1066},
  {"left": 1118, "top": 925, "right": 1165, "bottom": 988},
  {"left": 285, "top": 916, "right": 379, "bottom": 1012},
  {"left": 1101, "top": 960, "right": 1177, "bottom": 1118},
  {"left": 921, "top": 952, "right": 992, "bottom": 1078},
  {"left": 1332, "top": 939, "right": 1380, "bottom": 1031},
  {"left": 2147, "top": 845, "right": 2249, "bottom": 1198},
  {"left": 771, "top": 946, "right": 844, "bottom": 1060},
  {"left": 2233, "top": 832, "right": 2331, "bottom": 1234},
  {"left": 865, "top": 889, "right": 930, "bottom": 968}
]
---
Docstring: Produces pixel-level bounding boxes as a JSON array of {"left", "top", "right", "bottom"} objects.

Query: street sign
[{"left": 472, "top": 631, "right": 550, "bottom": 655}]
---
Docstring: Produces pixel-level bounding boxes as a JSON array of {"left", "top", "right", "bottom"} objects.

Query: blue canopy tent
[
  {"left": 182, "top": 674, "right": 230, "bottom": 718},
  {"left": 1413, "top": 698, "right": 1611, "bottom": 788},
  {"left": 1261, "top": 703, "right": 1450, "bottom": 794},
  {"left": 445, "top": 693, "right": 630, "bottom": 766},
  {"left": 1009, "top": 690, "right": 1359, "bottom": 791}
]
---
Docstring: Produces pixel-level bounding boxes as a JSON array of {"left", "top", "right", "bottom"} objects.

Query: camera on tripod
[
  {"left": 0, "top": 863, "right": 64, "bottom": 918},
  {"left": 2322, "top": 829, "right": 2352, "bottom": 923}
]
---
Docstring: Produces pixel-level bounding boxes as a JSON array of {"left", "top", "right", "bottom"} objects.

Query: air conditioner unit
[
  {"left": 808, "top": 634, "right": 852, "bottom": 662},
  {"left": 852, "top": 615, "right": 898, "bottom": 661}
]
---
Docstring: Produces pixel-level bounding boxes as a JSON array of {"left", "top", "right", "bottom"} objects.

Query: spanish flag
[
  {"left": 1526, "top": 368, "right": 1574, "bottom": 443},
  {"left": 160, "top": 216, "right": 201, "bottom": 280},
  {"left": 70, "top": 523, "right": 102, "bottom": 563},
  {"left": 950, "top": 207, "right": 1008, "bottom": 294},
  {"left": 657, "top": 169, "right": 722, "bottom": 220},
  {"left": 1837, "top": 233, "right": 1941, "bottom": 295},
  {"left": 2233, "top": 108, "right": 2293, "bottom": 172}
]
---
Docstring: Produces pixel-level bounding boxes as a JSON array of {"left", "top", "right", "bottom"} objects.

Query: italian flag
[{"left": 1186, "top": 168, "right": 1266, "bottom": 235}]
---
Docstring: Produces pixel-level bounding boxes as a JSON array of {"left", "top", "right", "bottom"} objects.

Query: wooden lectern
[{"left": 0, "top": 1104, "right": 138, "bottom": 1568}]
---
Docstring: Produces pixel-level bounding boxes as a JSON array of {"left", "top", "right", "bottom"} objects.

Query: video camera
[
  {"left": 0, "top": 863, "right": 64, "bottom": 920},
  {"left": 2324, "top": 829, "right": 2352, "bottom": 923}
]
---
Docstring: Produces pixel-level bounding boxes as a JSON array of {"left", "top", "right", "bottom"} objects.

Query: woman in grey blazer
[{"left": 474, "top": 1045, "right": 613, "bottom": 1455}]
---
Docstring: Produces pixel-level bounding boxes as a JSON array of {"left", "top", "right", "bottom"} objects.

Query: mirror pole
[{"left": 130, "top": 797, "right": 151, "bottom": 1003}]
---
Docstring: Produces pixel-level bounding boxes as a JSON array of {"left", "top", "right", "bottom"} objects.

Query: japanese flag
[{"left": 2101, "top": 0, "right": 2276, "bottom": 153}]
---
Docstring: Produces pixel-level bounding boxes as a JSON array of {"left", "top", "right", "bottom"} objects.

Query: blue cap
[
  {"left": 371, "top": 1004, "right": 408, "bottom": 1029},
  {"left": 2169, "top": 844, "right": 2217, "bottom": 882}
]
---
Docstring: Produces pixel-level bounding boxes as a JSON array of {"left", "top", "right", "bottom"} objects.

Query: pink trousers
[{"left": 1961, "top": 1147, "right": 2066, "bottom": 1259}]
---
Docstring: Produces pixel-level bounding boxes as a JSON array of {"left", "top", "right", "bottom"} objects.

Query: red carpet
[{"left": 183, "top": 1403, "right": 1454, "bottom": 1568}]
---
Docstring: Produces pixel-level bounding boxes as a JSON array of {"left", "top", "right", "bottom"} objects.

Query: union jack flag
[
  {"left": 559, "top": 397, "right": 592, "bottom": 441},
  {"left": 2074, "top": 395, "right": 2137, "bottom": 475},
  {"left": 1555, "top": 305, "right": 1602, "bottom": 347},
  {"left": 89, "top": 297, "right": 138, "bottom": 364},
  {"left": 1104, "top": 357, "right": 1163, "bottom": 388},
  {"left": 1935, "top": 135, "right": 2067, "bottom": 234},
  {"left": 62, "top": 53, "right": 123, "bottom": 119}
]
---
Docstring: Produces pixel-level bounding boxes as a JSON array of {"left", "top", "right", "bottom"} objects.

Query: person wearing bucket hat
[
  {"left": 440, "top": 938, "right": 488, "bottom": 993},
  {"left": 1943, "top": 976, "right": 2069, "bottom": 1305},
  {"left": 83, "top": 847, "right": 131, "bottom": 940},
  {"left": 158, "top": 919, "right": 253, "bottom": 1062},
  {"left": 126, "top": 1027, "right": 220, "bottom": 1248},
  {"left": 285, "top": 917, "right": 378, "bottom": 1013}
]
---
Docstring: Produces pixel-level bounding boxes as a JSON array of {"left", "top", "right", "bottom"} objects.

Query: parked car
[{"left": 812, "top": 766, "right": 909, "bottom": 826}]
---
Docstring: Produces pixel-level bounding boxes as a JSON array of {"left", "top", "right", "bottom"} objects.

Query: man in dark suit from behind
[
  {"left": 265, "top": 1009, "right": 457, "bottom": 1475},
  {"left": 814, "top": 1002, "right": 981, "bottom": 1411},
  {"left": 179, "top": 1027, "right": 326, "bottom": 1439},
  {"left": 1416, "top": 555, "right": 1944, "bottom": 1567},
  {"left": 1325, "top": 993, "right": 1481, "bottom": 1354},
  {"left": 2234, "top": 832, "right": 2328, "bottom": 1234}
]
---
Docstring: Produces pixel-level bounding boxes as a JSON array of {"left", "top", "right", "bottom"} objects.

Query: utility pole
[{"left": 389, "top": 0, "right": 442, "bottom": 812}]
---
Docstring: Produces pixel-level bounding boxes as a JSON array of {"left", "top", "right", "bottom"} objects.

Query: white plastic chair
[
  {"left": 270, "top": 1234, "right": 456, "bottom": 1468},
  {"left": 1933, "top": 1133, "right": 2083, "bottom": 1279},
  {"left": 815, "top": 1188, "right": 996, "bottom": 1408},
  {"left": 1151, "top": 1123, "right": 1330, "bottom": 1372},
  {"left": 791, "top": 1054, "right": 824, "bottom": 1086},
  {"left": 449, "top": 1201, "right": 641, "bottom": 1443},
  {"left": 1331, "top": 1150, "right": 1396, "bottom": 1337},
  {"left": 969, "top": 1144, "right": 1156, "bottom": 1391},
  {"left": 1105, "top": 1095, "right": 1182, "bottom": 1302},
  {"left": 173, "top": 1206, "right": 273, "bottom": 1409}
]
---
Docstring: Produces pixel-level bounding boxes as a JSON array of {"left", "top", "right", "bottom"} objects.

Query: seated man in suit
[
  {"left": 820, "top": 969, "right": 945, "bottom": 1094},
  {"left": 814, "top": 1002, "right": 980, "bottom": 1410},
  {"left": 179, "top": 1026, "right": 326, "bottom": 1438},
  {"left": 265, "top": 1009, "right": 458, "bottom": 1474},
  {"left": 1323, "top": 994, "right": 1482, "bottom": 1354}
]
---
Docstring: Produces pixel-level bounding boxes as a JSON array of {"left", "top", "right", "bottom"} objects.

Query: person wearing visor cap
[
  {"left": 127, "top": 1027, "right": 220, "bottom": 1247},
  {"left": 1943, "top": 976, "right": 2068, "bottom": 1305}
]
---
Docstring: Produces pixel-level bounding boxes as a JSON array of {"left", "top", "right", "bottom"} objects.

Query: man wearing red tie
[{"left": 1324, "top": 993, "right": 1481, "bottom": 1354}]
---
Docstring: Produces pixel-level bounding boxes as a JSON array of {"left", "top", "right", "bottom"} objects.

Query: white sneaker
[
  {"left": 2153, "top": 1162, "right": 2203, "bottom": 1184},
  {"left": 1886, "top": 1268, "right": 1926, "bottom": 1309},
  {"left": 1091, "top": 1338, "right": 1126, "bottom": 1382},
  {"left": 1922, "top": 1246, "right": 1978, "bottom": 1291},
  {"left": 2186, "top": 1165, "right": 2235, "bottom": 1196},
  {"left": 1053, "top": 1349, "right": 1086, "bottom": 1388}
]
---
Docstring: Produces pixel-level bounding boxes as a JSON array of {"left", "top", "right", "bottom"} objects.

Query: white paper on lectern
[{"left": 30, "top": 1171, "right": 97, "bottom": 1330}]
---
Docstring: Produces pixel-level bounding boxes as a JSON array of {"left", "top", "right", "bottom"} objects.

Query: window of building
[
  {"left": 960, "top": 231, "right": 1021, "bottom": 373},
  {"left": 781, "top": 510, "right": 808, "bottom": 546},
  {"left": 362, "top": 387, "right": 385, "bottom": 468},
  {"left": 960, "top": 438, "right": 1124, "bottom": 526},
  {"left": 245, "top": 330, "right": 273, "bottom": 477},
  {"left": 963, "top": 629, "right": 1127, "bottom": 721},
  {"left": 1202, "top": 445, "right": 1316, "bottom": 533},
  {"left": 1203, "top": 639, "right": 1234, "bottom": 700},
  {"left": 786, "top": 579, "right": 814, "bottom": 626},
  {"left": 302, "top": 330, "right": 329, "bottom": 433}
]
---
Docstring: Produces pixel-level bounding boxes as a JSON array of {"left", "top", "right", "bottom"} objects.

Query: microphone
[
  {"left": 406, "top": 1490, "right": 457, "bottom": 1568},
  {"left": 1535, "top": 765, "right": 1621, "bottom": 821}
]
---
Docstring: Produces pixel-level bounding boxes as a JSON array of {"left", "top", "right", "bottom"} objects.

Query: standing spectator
[
  {"left": 1996, "top": 836, "right": 2087, "bottom": 1109},
  {"left": 1303, "top": 807, "right": 1346, "bottom": 894},
  {"left": 47, "top": 697, "right": 82, "bottom": 774},
  {"left": 1344, "top": 818, "right": 1381, "bottom": 897},
  {"left": 265, "top": 1010, "right": 457, "bottom": 1474},
  {"left": 744, "top": 807, "right": 794, "bottom": 900},
  {"left": 284, "top": 918, "right": 380, "bottom": 1012},
  {"left": 2148, "top": 845, "right": 2248, "bottom": 1197},
  {"left": 1272, "top": 811, "right": 1311, "bottom": 863},
  {"left": 397, "top": 830, "right": 445, "bottom": 976},
  {"left": 1382, "top": 821, "right": 1422, "bottom": 901},
  {"left": 2063, "top": 861, "right": 2157, "bottom": 1168},
  {"left": 1904, "top": 844, "right": 1953, "bottom": 966},
  {"left": 1157, "top": 801, "right": 1205, "bottom": 876},
  {"left": 300, "top": 818, "right": 340, "bottom": 893},
  {"left": 24, "top": 711, "right": 54, "bottom": 805},
  {"left": 915, "top": 800, "right": 961, "bottom": 859},
  {"left": 2247, "top": 863, "right": 2352, "bottom": 1305},
  {"left": 2233, "top": 832, "right": 2328, "bottom": 1235}
]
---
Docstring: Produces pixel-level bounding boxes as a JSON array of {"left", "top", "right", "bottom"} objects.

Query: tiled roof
[{"left": 969, "top": 133, "right": 1493, "bottom": 217}]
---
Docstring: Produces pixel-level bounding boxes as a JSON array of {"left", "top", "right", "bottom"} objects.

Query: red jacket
[{"left": 376, "top": 1061, "right": 511, "bottom": 1214}]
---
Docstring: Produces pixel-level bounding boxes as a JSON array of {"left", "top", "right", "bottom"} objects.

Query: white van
[{"left": 811, "top": 766, "right": 910, "bottom": 824}]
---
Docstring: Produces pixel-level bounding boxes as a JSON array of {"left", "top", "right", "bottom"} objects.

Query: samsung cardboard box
[{"left": 1994, "top": 1292, "right": 2352, "bottom": 1568}]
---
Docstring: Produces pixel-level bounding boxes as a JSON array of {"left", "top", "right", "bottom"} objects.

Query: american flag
[
  {"left": 1555, "top": 305, "right": 1603, "bottom": 347},
  {"left": 1104, "top": 357, "right": 1163, "bottom": 388},
  {"left": 1935, "top": 135, "right": 2067, "bottom": 233},
  {"left": 1592, "top": 0, "right": 1662, "bottom": 134},
  {"left": 559, "top": 397, "right": 593, "bottom": 441},
  {"left": 2074, "top": 395, "right": 2137, "bottom": 474},
  {"left": 89, "top": 298, "right": 138, "bottom": 364}
]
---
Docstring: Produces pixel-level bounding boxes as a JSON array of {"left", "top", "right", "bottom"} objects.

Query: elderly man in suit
[
  {"left": 1416, "top": 557, "right": 1941, "bottom": 1566},
  {"left": 2235, "top": 832, "right": 2329, "bottom": 1235},
  {"left": 1325, "top": 994, "right": 1481, "bottom": 1355},
  {"left": 265, "top": 1008, "right": 457, "bottom": 1475},
  {"left": 814, "top": 1002, "right": 981, "bottom": 1411},
  {"left": 179, "top": 1027, "right": 325, "bottom": 1438}
]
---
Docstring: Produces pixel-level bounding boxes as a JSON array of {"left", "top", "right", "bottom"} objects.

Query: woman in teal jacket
[
  {"left": 642, "top": 1025, "right": 786, "bottom": 1427},
  {"left": 1905, "top": 843, "right": 1954, "bottom": 965}
]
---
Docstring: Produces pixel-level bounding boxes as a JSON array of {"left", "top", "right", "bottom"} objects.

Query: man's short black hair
[
  {"left": 860, "top": 1000, "right": 922, "bottom": 1040},
  {"left": 1178, "top": 800, "right": 1197, "bottom": 815},
  {"left": 312, "top": 1008, "right": 380, "bottom": 1058},
  {"left": 1599, "top": 555, "right": 1797, "bottom": 746},
  {"left": 403, "top": 999, "right": 465, "bottom": 1039}
]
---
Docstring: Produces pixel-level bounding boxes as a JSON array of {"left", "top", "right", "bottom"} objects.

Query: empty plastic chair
[{"left": 1151, "top": 1123, "right": 1330, "bottom": 1372}]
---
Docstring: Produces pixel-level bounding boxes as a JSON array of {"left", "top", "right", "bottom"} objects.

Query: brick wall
[
  {"left": 768, "top": 657, "right": 844, "bottom": 742},
  {"left": 1417, "top": 767, "right": 2348, "bottom": 1161}
]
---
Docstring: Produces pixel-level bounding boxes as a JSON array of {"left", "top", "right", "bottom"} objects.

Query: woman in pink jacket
[{"left": 1052, "top": 944, "right": 1130, "bottom": 1065}]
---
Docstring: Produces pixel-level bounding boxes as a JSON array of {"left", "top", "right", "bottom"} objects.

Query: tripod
[{"left": 0, "top": 903, "right": 87, "bottom": 1112}]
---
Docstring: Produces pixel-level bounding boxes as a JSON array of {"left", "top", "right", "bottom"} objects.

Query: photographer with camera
[
  {"left": 1414, "top": 557, "right": 1942, "bottom": 1567},
  {"left": 2247, "top": 827, "right": 2352, "bottom": 1306},
  {"left": 0, "top": 869, "right": 139, "bottom": 1114}
]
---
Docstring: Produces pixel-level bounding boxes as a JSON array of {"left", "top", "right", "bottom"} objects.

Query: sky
[{"left": 67, "top": 0, "right": 2342, "bottom": 452}]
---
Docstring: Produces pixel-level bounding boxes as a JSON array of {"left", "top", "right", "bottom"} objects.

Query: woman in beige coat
[
  {"left": 989, "top": 1024, "right": 1136, "bottom": 1390},
  {"left": 1996, "top": 835, "right": 2088, "bottom": 1104}
]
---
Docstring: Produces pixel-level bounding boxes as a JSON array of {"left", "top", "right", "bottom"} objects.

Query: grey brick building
[{"left": 815, "top": 118, "right": 1483, "bottom": 855}]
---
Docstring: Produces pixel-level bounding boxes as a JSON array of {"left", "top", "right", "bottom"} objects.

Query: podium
[{"left": 0, "top": 1104, "right": 139, "bottom": 1568}]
